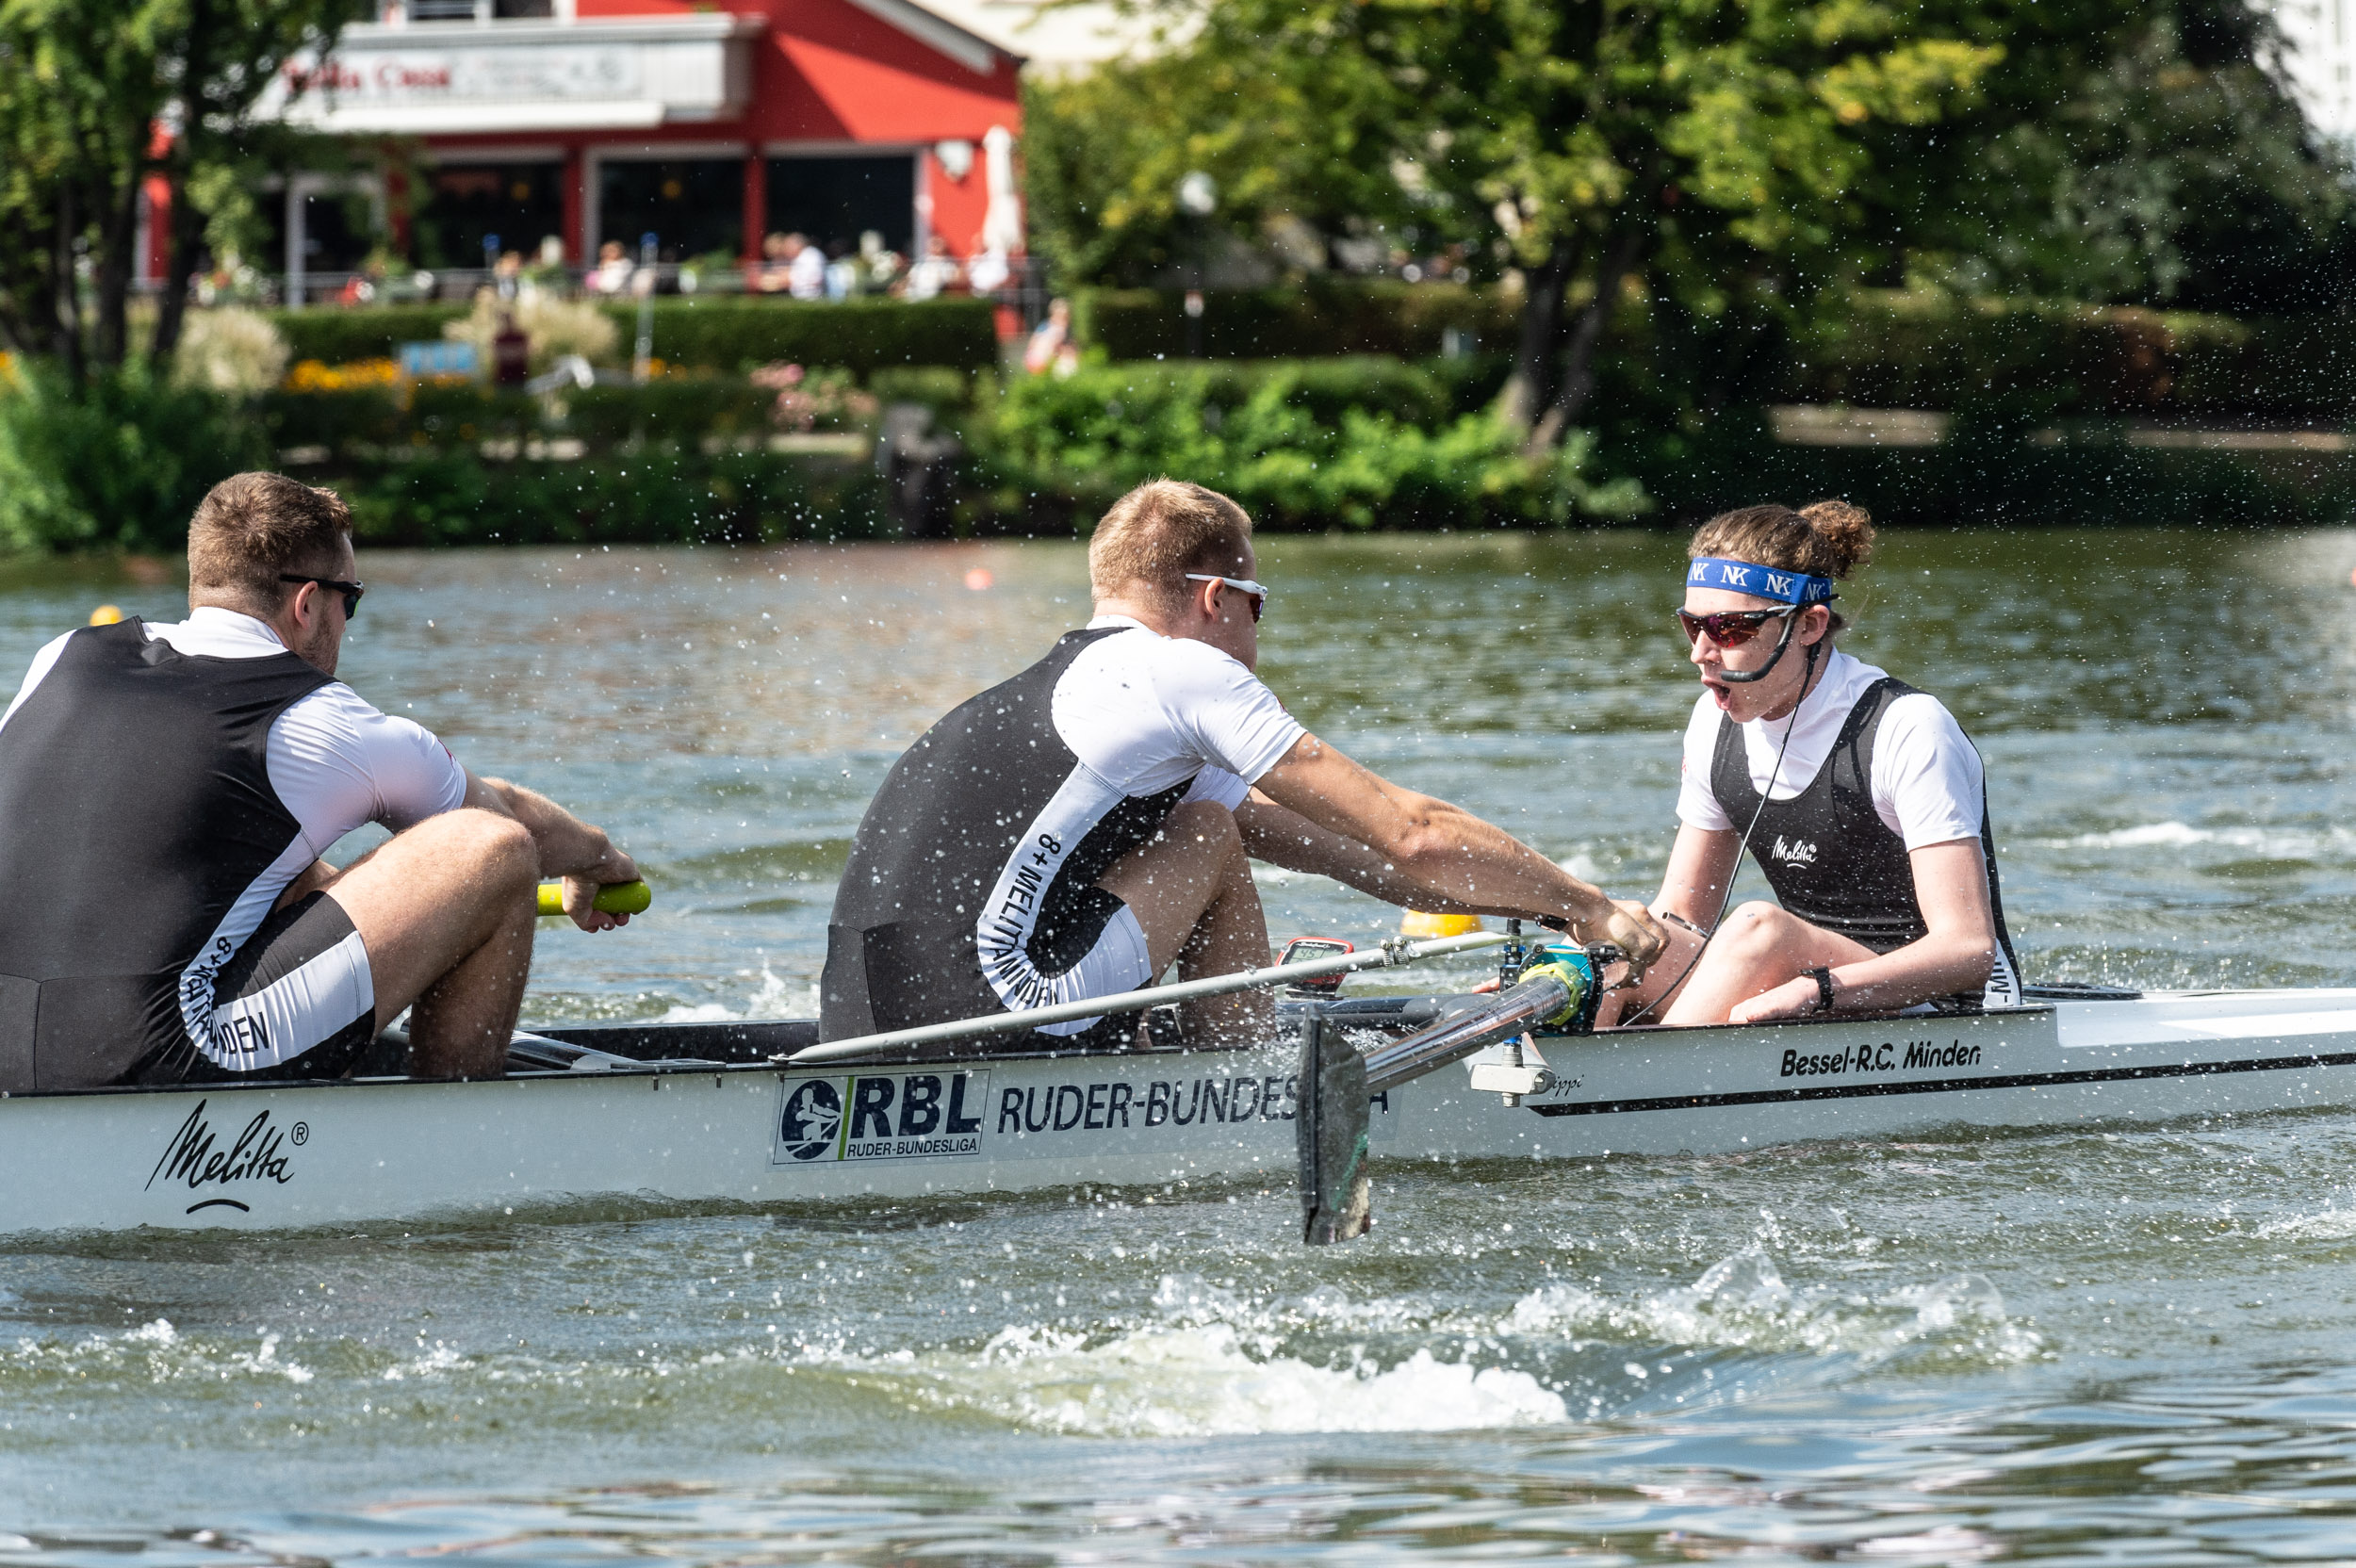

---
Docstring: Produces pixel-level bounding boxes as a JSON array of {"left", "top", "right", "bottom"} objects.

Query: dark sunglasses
[
  {"left": 280, "top": 574, "right": 365, "bottom": 618},
  {"left": 1675, "top": 606, "right": 1792, "bottom": 648},
  {"left": 1185, "top": 573, "right": 1268, "bottom": 624}
]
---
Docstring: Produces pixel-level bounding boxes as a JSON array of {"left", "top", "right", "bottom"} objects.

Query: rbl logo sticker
[{"left": 772, "top": 1070, "right": 990, "bottom": 1165}]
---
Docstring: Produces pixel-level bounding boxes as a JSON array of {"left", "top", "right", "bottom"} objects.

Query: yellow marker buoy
[
  {"left": 1399, "top": 909, "right": 1483, "bottom": 939},
  {"left": 89, "top": 604, "right": 123, "bottom": 626},
  {"left": 536, "top": 879, "right": 654, "bottom": 917}
]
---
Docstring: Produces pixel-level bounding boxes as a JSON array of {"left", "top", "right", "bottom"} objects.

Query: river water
[{"left": 8, "top": 530, "right": 2356, "bottom": 1562}]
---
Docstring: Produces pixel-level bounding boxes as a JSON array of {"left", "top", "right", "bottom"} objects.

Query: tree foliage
[
  {"left": 1028, "top": 0, "right": 2348, "bottom": 445},
  {"left": 0, "top": 0, "right": 362, "bottom": 383}
]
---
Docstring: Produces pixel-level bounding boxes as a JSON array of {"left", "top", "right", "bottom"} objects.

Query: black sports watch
[{"left": 1805, "top": 966, "right": 1838, "bottom": 1013}]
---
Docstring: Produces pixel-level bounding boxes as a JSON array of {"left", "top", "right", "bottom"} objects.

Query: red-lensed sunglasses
[
  {"left": 1186, "top": 573, "right": 1268, "bottom": 624},
  {"left": 1674, "top": 607, "right": 1793, "bottom": 648}
]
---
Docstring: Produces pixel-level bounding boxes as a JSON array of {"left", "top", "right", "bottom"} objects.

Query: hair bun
[{"left": 1797, "top": 499, "right": 1875, "bottom": 579}]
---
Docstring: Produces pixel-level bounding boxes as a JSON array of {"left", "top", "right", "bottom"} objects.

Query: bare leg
[
  {"left": 1096, "top": 801, "right": 1273, "bottom": 1048},
  {"left": 321, "top": 808, "right": 540, "bottom": 1077},
  {"left": 1594, "top": 915, "right": 1709, "bottom": 1028},
  {"left": 1661, "top": 901, "right": 1876, "bottom": 1026}
]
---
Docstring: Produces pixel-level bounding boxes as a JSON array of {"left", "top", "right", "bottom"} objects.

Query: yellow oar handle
[{"left": 536, "top": 879, "right": 653, "bottom": 917}]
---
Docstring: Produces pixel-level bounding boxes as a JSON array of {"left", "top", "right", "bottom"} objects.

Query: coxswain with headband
[{"left": 1600, "top": 500, "right": 2020, "bottom": 1027}]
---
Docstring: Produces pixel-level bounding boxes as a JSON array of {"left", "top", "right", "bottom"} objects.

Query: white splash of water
[
  {"left": 2042, "top": 821, "right": 2356, "bottom": 858},
  {"left": 659, "top": 964, "right": 810, "bottom": 1022},
  {"left": 893, "top": 1321, "right": 1568, "bottom": 1436},
  {"left": 1501, "top": 1244, "right": 2041, "bottom": 1365}
]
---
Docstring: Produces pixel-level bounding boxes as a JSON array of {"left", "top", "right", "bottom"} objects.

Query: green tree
[
  {"left": 1030, "top": 0, "right": 2008, "bottom": 449},
  {"left": 1891, "top": 0, "right": 2354, "bottom": 312},
  {"left": 0, "top": 0, "right": 363, "bottom": 382}
]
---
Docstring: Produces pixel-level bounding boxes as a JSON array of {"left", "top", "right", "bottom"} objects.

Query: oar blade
[{"left": 1297, "top": 1014, "right": 1373, "bottom": 1245}]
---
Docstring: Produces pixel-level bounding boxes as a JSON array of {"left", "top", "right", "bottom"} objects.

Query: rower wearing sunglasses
[
  {"left": 0, "top": 472, "right": 639, "bottom": 1093},
  {"left": 824, "top": 479, "right": 1665, "bottom": 1054},
  {"left": 1600, "top": 500, "right": 2019, "bottom": 1029}
]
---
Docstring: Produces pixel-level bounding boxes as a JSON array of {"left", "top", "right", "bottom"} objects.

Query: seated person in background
[
  {"left": 787, "top": 234, "right": 825, "bottom": 301},
  {"left": 0, "top": 473, "right": 637, "bottom": 1093},
  {"left": 1024, "top": 298, "right": 1076, "bottom": 375},
  {"left": 589, "top": 239, "right": 635, "bottom": 295},
  {"left": 757, "top": 232, "right": 797, "bottom": 293},
  {"left": 822, "top": 480, "right": 1664, "bottom": 1054},
  {"left": 1601, "top": 500, "right": 2020, "bottom": 1029},
  {"left": 903, "top": 237, "right": 961, "bottom": 301}
]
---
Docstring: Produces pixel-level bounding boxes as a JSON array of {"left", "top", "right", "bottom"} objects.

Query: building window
[
  {"left": 414, "top": 161, "right": 564, "bottom": 270},
  {"left": 598, "top": 158, "right": 744, "bottom": 264},
  {"left": 407, "top": 0, "right": 555, "bottom": 20},
  {"left": 764, "top": 155, "right": 917, "bottom": 260}
]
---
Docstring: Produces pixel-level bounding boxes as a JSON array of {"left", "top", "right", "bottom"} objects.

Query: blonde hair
[
  {"left": 188, "top": 472, "right": 352, "bottom": 611},
  {"left": 1088, "top": 480, "right": 1252, "bottom": 612},
  {"left": 1689, "top": 499, "right": 1875, "bottom": 630}
]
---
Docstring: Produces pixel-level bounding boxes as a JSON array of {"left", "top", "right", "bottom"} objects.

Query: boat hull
[{"left": 8, "top": 989, "right": 2356, "bottom": 1234}]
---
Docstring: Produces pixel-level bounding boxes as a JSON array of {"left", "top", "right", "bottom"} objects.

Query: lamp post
[{"left": 1176, "top": 171, "right": 1215, "bottom": 358}]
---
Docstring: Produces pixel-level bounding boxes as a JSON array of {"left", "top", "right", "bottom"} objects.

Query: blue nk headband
[{"left": 1685, "top": 557, "right": 1836, "bottom": 606}]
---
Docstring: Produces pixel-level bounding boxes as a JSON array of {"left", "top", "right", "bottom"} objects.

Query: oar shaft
[{"left": 786, "top": 931, "right": 1505, "bottom": 1065}]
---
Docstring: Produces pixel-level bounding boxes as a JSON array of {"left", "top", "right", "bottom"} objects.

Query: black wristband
[{"left": 1806, "top": 966, "right": 1838, "bottom": 1013}]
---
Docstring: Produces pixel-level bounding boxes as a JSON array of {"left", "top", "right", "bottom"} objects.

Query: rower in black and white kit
[
  {"left": 1600, "top": 500, "right": 2020, "bottom": 1028},
  {"left": 0, "top": 472, "right": 640, "bottom": 1092},
  {"left": 824, "top": 480, "right": 1667, "bottom": 1054}
]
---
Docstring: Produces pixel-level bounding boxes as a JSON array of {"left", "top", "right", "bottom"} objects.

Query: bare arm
[
  {"left": 1235, "top": 792, "right": 1489, "bottom": 914},
  {"left": 466, "top": 773, "right": 638, "bottom": 931},
  {"left": 1728, "top": 839, "right": 1997, "bottom": 1022},
  {"left": 1655, "top": 825, "right": 1741, "bottom": 930},
  {"left": 1252, "top": 733, "right": 1664, "bottom": 966}
]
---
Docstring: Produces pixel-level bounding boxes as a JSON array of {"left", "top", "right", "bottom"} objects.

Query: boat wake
[
  {"left": 784, "top": 1245, "right": 2045, "bottom": 1438},
  {"left": 2040, "top": 821, "right": 2356, "bottom": 858}
]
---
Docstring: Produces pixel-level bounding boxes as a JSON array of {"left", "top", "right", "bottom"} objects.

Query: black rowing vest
[
  {"left": 1710, "top": 677, "right": 2020, "bottom": 993},
  {"left": 0, "top": 619, "right": 332, "bottom": 1092},
  {"left": 822, "top": 628, "right": 1197, "bottom": 1056}
]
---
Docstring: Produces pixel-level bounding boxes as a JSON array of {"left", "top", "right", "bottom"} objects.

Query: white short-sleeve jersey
[{"left": 1675, "top": 647, "right": 1985, "bottom": 851}]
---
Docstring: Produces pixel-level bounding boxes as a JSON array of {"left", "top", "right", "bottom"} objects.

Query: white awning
[{"left": 261, "top": 15, "right": 762, "bottom": 136}]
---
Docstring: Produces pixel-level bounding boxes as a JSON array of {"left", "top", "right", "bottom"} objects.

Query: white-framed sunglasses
[{"left": 1184, "top": 572, "right": 1268, "bottom": 623}]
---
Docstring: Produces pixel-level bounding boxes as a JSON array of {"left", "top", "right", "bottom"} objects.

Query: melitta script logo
[
  {"left": 145, "top": 1100, "right": 302, "bottom": 1215},
  {"left": 1769, "top": 835, "right": 1819, "bottom": 865},
  {"left": 773, "top": 1070, "right": 990, "bottom": 1165}
]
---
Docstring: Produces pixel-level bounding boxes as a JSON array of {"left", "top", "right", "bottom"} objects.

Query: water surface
[{"left": 8, "top": 530, "right": 2356, "bottom": 1562}]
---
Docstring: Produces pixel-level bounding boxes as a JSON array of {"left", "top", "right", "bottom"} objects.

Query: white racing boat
[{"left": 8, "top": 952, "right": 2356, "bottom": 1238}]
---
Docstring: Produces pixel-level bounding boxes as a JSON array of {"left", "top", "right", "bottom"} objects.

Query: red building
[{"left": 227, "top": 0, "right": 1024, "bottom": 296}]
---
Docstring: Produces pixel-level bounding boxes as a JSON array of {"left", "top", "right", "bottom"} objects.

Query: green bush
[
  {"left": 561, "top": 378, "right": 777, "bottom": 449},
  {"left": 1780, "top": 292, "right": 2356, "bottom": 420},
  {"left": 262, "top": 296, "right": 999, "bottom": 375},
  {"left": 258, "top": 385, "right": 407, "bottom": 456},
  {"left": 1073, "top": 280, "right": 1516, "bottom": 361},
  {"left": 1610, "top": 409, "right": 2356, "bottom": 530},
  {"left": 0, "top": 360, "right": 270, "bottom": 551},
  {"left": 269, "top": 305, "right": 466, "bottom": 367},
  {"left": 982, "top": 356, "right": 1645, "bottom": 529},
  {"left": 599, "top": 296, "right": 999, "bottom": 373},
  {"left": 345, "top": 450, "right": 890, "bottom": 547}
]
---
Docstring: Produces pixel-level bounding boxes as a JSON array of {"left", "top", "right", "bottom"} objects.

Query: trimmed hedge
[
  {"left": 617, "top": 297, "right": 999, "bottom": 374},
  {"left": 1073, "top": 280, "right": 1515, "bottom": 361},
  {"left": 345, "top": 450, "right": 890, "bottom": 547},
  {"left": 266, "top": 295, "right": 1000, "bottom": 373},
  {"left": 1070, "top": 283, "right": 2356, "bottom": 422},
  {"left": 1776, "top": 292, "right": 2356, "bottom": 419},
  {"left": 1612, "top": 410, "right": 2356, "bottom": 530},
  {"left": 257, "top": 375, "right": 859, "bottom": 464},
  {"left": 270, "top": 305, "right": 466, "bottom": 366}
]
